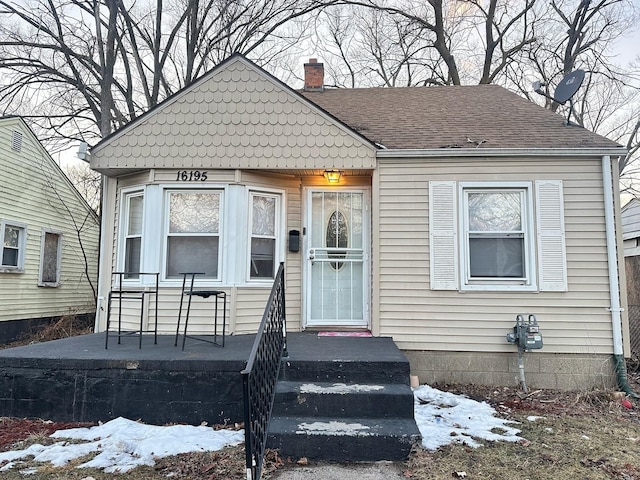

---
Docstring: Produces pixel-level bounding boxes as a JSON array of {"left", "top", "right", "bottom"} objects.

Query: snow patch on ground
[
  {"left": 0, "top": 417, "right": 243, "bottom": 474},
  {"left": 413, "top": 385, "right": 522, "bottom": 450}
]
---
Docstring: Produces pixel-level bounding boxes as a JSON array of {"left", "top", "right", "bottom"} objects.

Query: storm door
[{"left": 305, "top": 189, "right": 369, "bottom": 328}]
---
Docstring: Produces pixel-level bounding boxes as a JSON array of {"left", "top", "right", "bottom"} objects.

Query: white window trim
[
  {"left": 459, "top": 182, "right": 537, "bottom": 292},
  {"left": 38, "top": 228, "right": 63, "bottom": 287},
  {"left": 117, "top": 187, "right": 146, "bottom": 285},
  {"left": 246, "top": 189, "right": 284, "bottom": 283},
  {"left": 0, "top": 219, "right": 27, "bottom": 273},
  {"left": 161, "top": 187, "right": 225, "bottom": 283}
]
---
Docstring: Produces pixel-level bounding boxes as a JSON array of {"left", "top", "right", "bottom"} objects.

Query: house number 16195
[{"left": 176, "top": 170, "right": 208, "bottom": 181}]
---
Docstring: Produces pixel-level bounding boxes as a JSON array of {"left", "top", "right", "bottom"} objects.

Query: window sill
[
  {"left": 0, "top": 267, "right": 24, "bottom": 274},
  {"left": 38, "top": 282, "right": 60, "bottom": 288},
  {"left": 461, "top": 284, "right": 538, "bottom": 292}
]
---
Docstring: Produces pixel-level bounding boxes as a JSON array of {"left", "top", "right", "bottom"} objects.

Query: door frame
[{"left": 302, "top": 186, "right": 371, "bottom": 329}]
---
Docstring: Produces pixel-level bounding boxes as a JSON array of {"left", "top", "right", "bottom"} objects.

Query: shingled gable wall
[{"left": 90, "top": 56, "right": 375, "bottom": 174}]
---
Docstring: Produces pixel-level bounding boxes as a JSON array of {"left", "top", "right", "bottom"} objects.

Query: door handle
[{"left": 308, "top": 249, "right": 315, "bottom": 260}]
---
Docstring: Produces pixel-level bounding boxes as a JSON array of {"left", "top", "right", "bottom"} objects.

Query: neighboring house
[
  {"left": 621, "top": 198, "right": 640, "bottom": 356},
  {"left": 90, "top": 55, "right": 630, "bottom": 390},
  {"left": 0, "top": 117, "right": 100, "bottom": 343}
]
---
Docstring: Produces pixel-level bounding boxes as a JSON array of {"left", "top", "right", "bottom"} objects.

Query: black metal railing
[{"left": 241, "top": 262, "right": 287, "bottom": 480}]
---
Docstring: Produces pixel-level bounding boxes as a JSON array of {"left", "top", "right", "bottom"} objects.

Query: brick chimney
[{"left": 304, "top": 58, "right": 324, "bottom": 92}]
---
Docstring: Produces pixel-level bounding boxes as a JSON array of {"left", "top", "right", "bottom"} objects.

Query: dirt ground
[{"left": 2, "top": 322, "right": 640, "bottom": 479}]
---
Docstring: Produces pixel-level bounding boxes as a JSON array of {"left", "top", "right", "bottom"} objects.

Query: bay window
[
  {"left": 166, "top": 190, "right": 222, "bottom": 279},
  {"left": 249, "top": 192, "right": 279, "bottom": 279},
  {"left": 121, "top": 191, "right": 144, "bottom": 278}
]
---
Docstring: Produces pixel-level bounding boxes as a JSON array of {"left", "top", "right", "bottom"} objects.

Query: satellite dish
[{"left": 553, "top": 69, "right": 585, "bottom": 104}]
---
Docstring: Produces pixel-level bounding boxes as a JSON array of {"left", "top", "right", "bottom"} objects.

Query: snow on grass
[
  {"left": 0, "top": 417, "right": 243, "bottom": 474},
  {"left": 0, "top": 386, "right": 524, "bottom": 473},
  {"left": 413, "top": 385, "right": 522, "bottom": 450}
]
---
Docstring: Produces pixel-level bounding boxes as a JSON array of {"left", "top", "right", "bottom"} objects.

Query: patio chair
[
  {"left": 105, "top": 272, "right": 159, "bottom": 349},
  {"left": 175, "top": 272, "right": 226, "bottom": 350}
]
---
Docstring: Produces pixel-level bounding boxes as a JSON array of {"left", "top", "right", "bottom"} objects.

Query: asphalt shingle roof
[{"left": 300, "top": 84, "right": 621, "bottom": 151}]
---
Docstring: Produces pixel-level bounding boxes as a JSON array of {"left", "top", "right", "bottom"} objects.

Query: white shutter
[
  {"left": 536, "top": 180, "right": 567, "bottom": 291},
  {"left": 429, "top": 181, "right": 458, "bottom": 290}
]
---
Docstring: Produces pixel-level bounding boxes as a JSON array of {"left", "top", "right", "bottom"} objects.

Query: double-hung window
[
  {"left": 39, "top": 229, "right": 62, "bottom": 286},
  {"left": 429, "top": 180, "right": 566, "bottom": 292},
  {"left": 249, "top": 192, "right": 279, "bottom": 279},
  {"left": 1, "top": 220, "right": 27, "bottom": 272},
  {"left": 121, "top": 191, "right": 144, "bottom": 278},
  {"left": 166, "top": 190, "right": 222, "bottom": 279},
  {"left": 463, "top": 187, "right": 532, "bottom": 286}
]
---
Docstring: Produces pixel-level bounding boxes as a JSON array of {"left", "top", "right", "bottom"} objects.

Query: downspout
[{"left": 602, "top": 155, "right": 639, "bottom": 398}]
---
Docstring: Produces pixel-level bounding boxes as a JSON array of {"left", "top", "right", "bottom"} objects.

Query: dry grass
[
  {"left": 1, "top": 390, "right": 639, "bottom": 480},
  {"left": 1, "top": 313, "right": 93, "bottom": 350}
]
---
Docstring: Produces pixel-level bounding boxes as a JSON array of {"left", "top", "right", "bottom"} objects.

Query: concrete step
[
  {"left": 267, "top": 415, "right": 421, "bottom": 462},
  {"left": 274, "top": 380, "right": 415, "bottom": 419},
  {"left": 280, "top": 358, "right": 410, "bottom": 384}
]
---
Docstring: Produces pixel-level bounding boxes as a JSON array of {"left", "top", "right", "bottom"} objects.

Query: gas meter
[{"left": 506, "top": 314, "right": 543, "bottom": 351}]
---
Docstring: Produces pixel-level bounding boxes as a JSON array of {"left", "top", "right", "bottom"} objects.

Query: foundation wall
[{"left": 404, "top": 351, "right": 617, "bottom": 391}]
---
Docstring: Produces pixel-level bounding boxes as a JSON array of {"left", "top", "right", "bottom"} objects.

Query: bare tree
[{"left": 0, "top": 0, "right": 331, "bottom": 144}]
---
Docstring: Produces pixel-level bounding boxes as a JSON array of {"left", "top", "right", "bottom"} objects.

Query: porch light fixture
[{"left": 323, "top": 170, "right": 342, "bottom": 184}]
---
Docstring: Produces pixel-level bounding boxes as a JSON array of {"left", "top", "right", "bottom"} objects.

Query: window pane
[
  {"left": 4, "top": 226, "right": 19, "bottom": 248},
  {"left": 326, "top": 211, "right": 349, "bottom": 248},
  {"left": 252, "top": 196, "right": 276, "bottom": 236},
  {"left": 42, "top": 232, "right": 60, "bottom": 283},
  {"left": 167, "top": 236, "right": 219, "bottom": 278},
  {"left": 128, "top": 196, "right": 144, "bottom": 235},
  {"left": 170, "top": 193, "right": 219, "bottom": 233},
  {"left": 2, "top": 247, "right": 18, "bottom": 267},
  {"left": 468, "top": 192, "right": 521, "bottom": 231},
  {"left": 250, "top": 238, "right": 275, "bottom": 278},
  {"left": 469, "top": 237, "right": 524, "bottom": 278},
  {"left": 125, "top": 237, "right": 141, "bottom": 274}
]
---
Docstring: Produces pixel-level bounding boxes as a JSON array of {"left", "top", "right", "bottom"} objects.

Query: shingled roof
[{"left": 300, "top": 84, "right": 621, "bottom": 151}]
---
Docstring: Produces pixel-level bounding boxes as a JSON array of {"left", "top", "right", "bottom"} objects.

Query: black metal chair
[
  {"left": 105, "top": 272, "right": 159, "bottom": 349},
  {"left": 175, "top": 272, "right": 226, "bottom": 350}
]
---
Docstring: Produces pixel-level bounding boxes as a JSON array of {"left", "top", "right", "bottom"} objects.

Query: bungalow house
[
  {"left": 0, "top": 117, "right": 100, "bottom": 343},
  {"left": 89, "top": 55, "right": 631, "bottom": 391}
]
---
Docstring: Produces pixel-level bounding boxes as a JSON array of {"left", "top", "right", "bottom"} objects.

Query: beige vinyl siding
[
  {"left": 0, "top": 119, "right": 99, "bottom": 323},
  {"left": 376, "top": 156, "right": 613, "bottom": 355},
  {"left": 91, "top": 57, "right": 375, "bottom": 174}
]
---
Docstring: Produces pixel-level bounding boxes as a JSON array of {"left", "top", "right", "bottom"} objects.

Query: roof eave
[{"left": 376, "top": 147, "right": 628, "bottom": 158}]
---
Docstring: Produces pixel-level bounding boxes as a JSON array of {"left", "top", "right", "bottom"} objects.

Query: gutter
[
  {"left": 377, "top": 147, "right": 627, "bottom": 159},
  {"left": 602, "top": 155, "right": 639, "bottom": 398}
]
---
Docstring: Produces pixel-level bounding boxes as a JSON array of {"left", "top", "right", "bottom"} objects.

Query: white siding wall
[
  {"left": 375, "top": 156, "right": 614, "bottom": 355},
  {"left": 0, "top": 119, "right": 99, "bottom": 323}
]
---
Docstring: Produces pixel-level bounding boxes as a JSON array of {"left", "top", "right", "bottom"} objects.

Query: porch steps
[{"left": 267, "top": 338, "right": 421, "bottom": 461}]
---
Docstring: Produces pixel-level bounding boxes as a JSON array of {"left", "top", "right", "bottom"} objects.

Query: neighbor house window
[
  {"left": 249, "top": 192, "right": 279, "bottom": 279},
  {"left": 429, "top": 180, "right": 566, "bottom": 292},
  {"left": 463, "top": 188, "right": 530, "bottom": 284},
  {"left": 121, "top": 191, "right": 144, "bottom": 278},
  {"left": 166, "top": 190, "right": 222, "bottom": 279},
  {"left": 39, "top": 230, "right": 62, "bottom": 286},
  {"left": 1, "top": 220, "right": 27, "bottom": 272}
]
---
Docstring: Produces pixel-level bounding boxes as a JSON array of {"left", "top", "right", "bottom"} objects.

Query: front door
[{"left": 305, "top": 189, "right": 369, "bottom": 328}]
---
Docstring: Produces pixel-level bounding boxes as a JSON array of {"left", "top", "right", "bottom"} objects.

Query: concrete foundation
[{"left": 404, "top": 350, "right": 617, "bottom": 391}]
